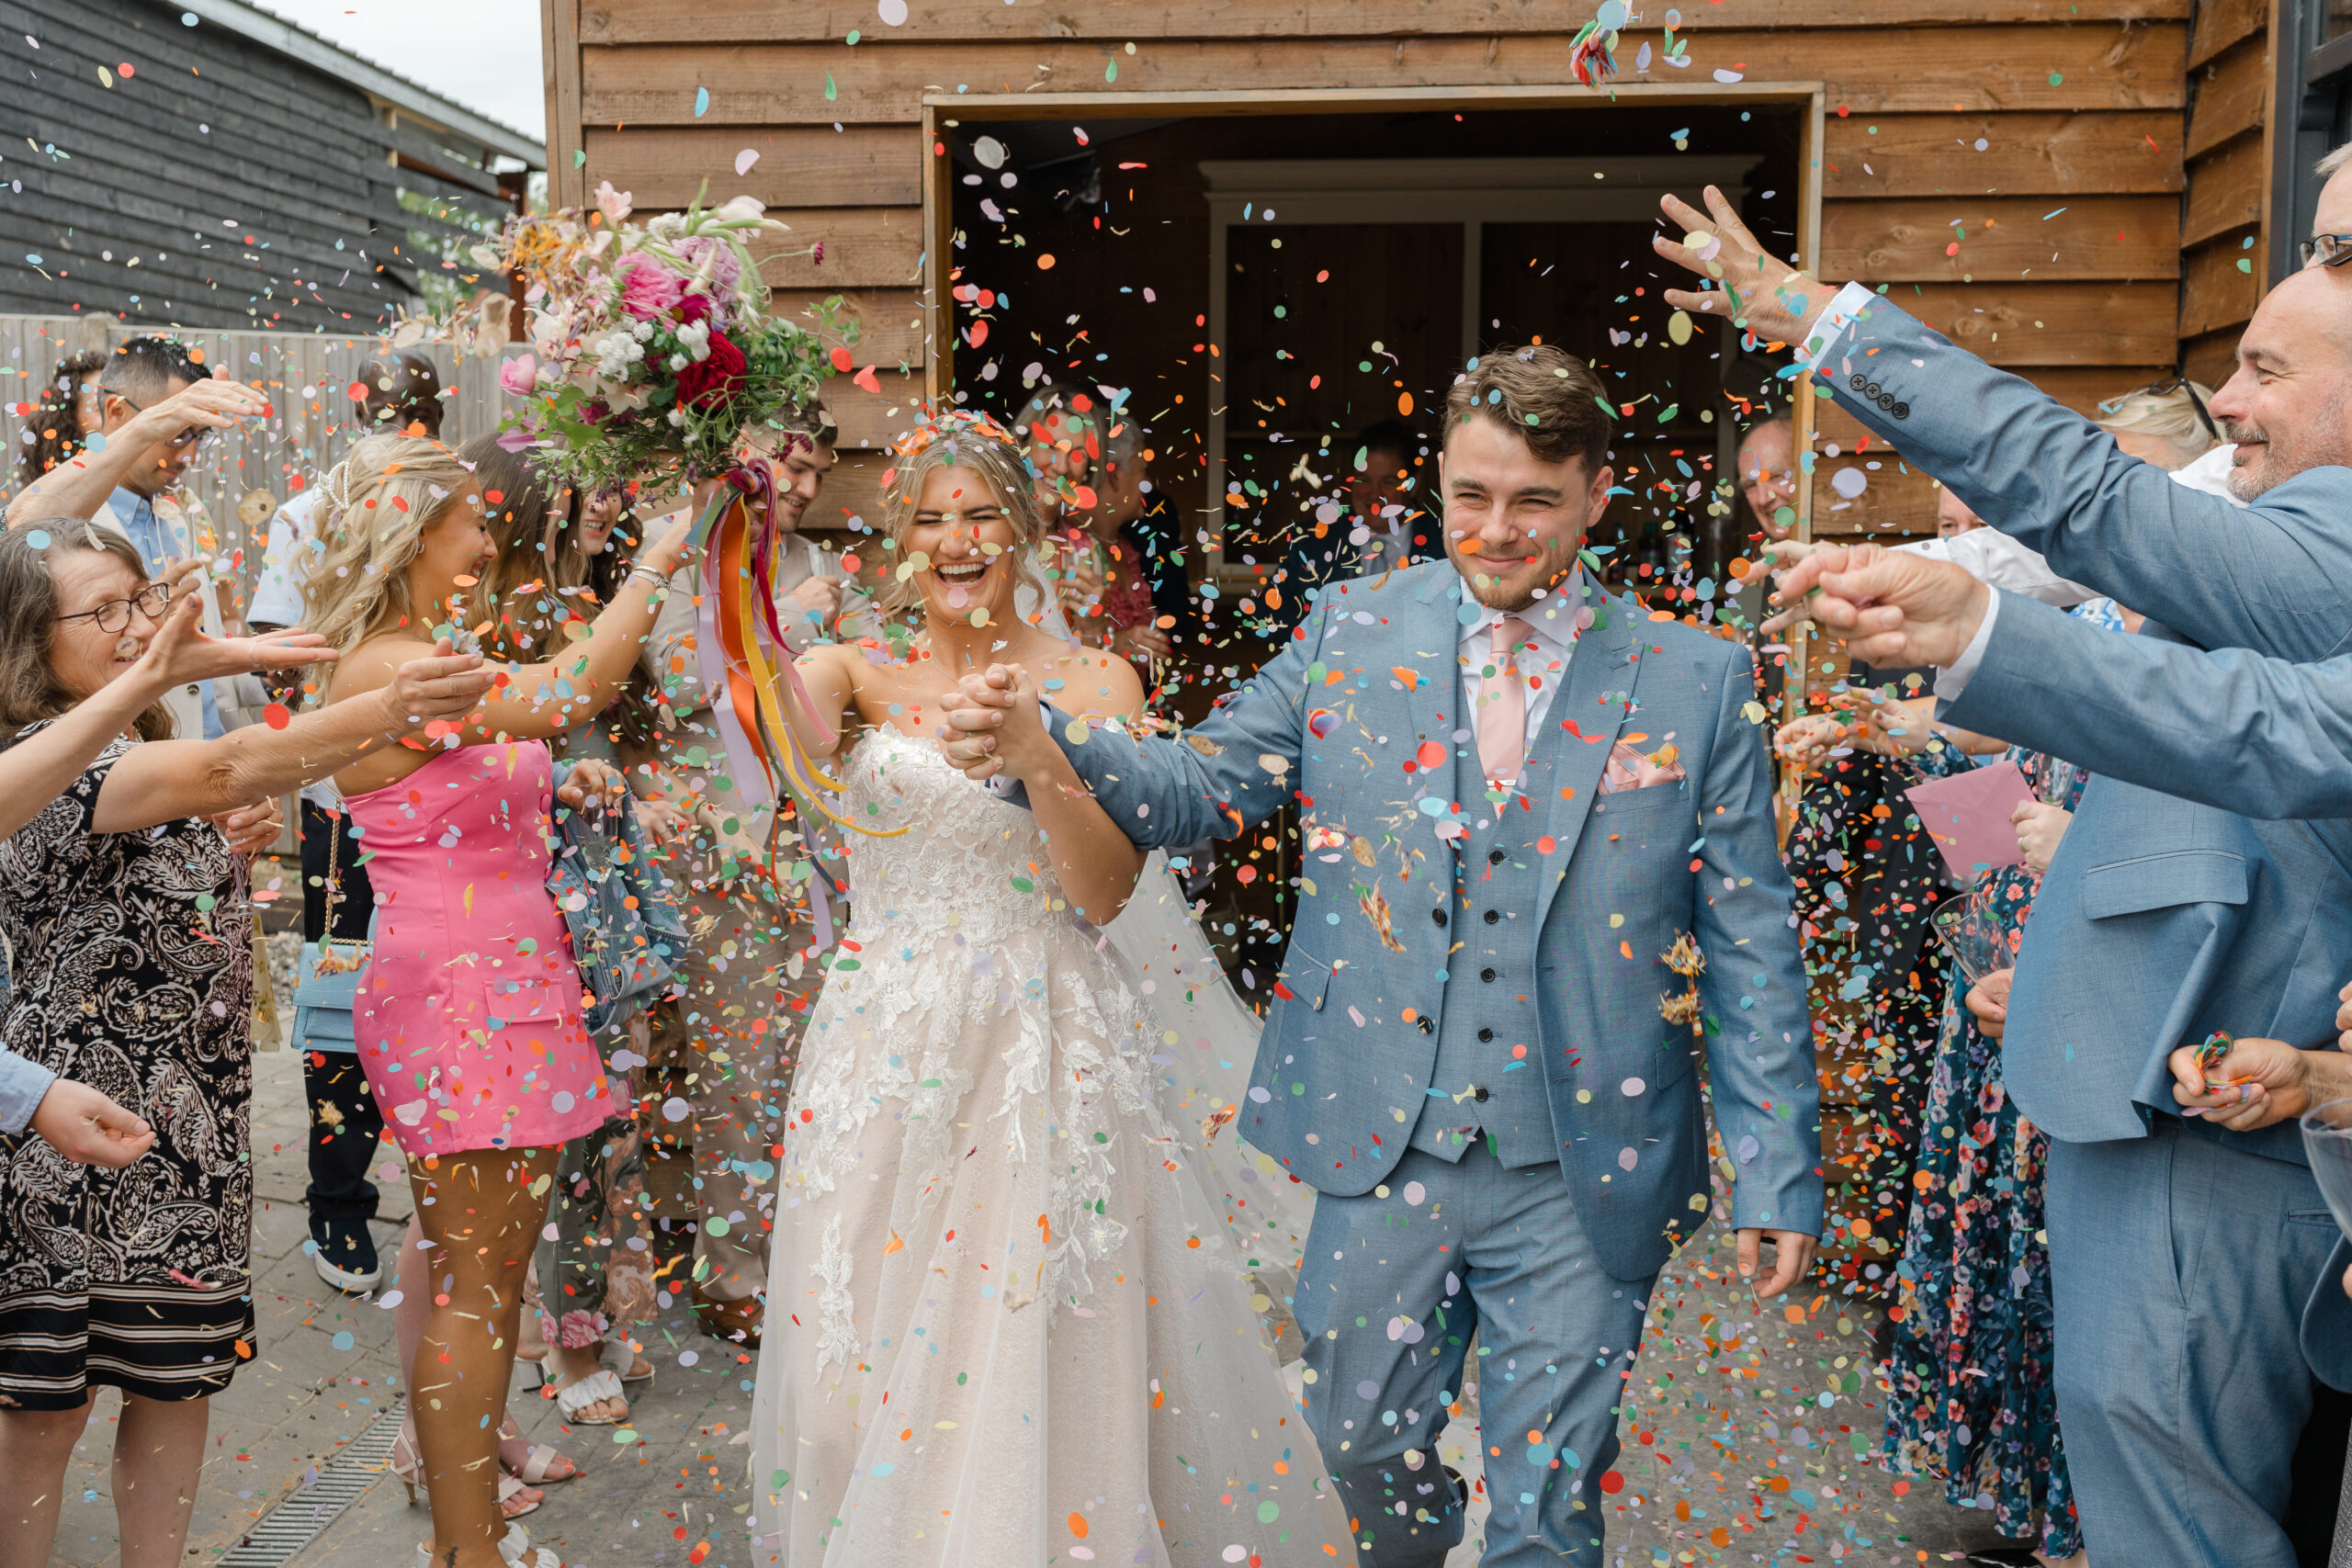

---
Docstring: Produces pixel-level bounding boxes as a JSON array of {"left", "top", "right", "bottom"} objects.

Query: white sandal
[{"left": 545, "top": 1366, "right": 628, "bottom": 1425}]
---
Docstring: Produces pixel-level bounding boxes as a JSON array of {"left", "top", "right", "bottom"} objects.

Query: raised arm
[
  {"left": 0, "top": 593, "right": 335, "bottom": 838},
  {"left": 6, "top": 375, "right": 269, "bottom": 527},
  {"left": 90, "top": 642, "right": 495, "bottom": 833},
  {"left": 1654, "top": 185, "right": 2352, "bottom": 661}
]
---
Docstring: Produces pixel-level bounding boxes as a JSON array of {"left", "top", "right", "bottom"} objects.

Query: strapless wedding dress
[{"left": 746, "top": 729, "right": 1355, "bottom": 1567}]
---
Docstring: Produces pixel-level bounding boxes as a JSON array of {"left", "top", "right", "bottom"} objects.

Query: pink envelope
[{"left": 1904, "top": 761, "right": 2036, "bottom": 881}]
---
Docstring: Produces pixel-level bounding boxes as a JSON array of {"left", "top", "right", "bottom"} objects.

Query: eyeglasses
[
  {"left": 2098, "top": 375, "right": 2222, "bottom": 446},
  {"left": 2301, "top": 233, "right": 2352, "bottom": 269},
  {"left": 98, "top": 388, "right": 213, "bottom": 452},
  {"left": 53, "top": 581, "right": 171, "bottom": 635}
]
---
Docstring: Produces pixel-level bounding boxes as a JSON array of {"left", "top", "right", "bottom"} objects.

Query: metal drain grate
[{"left": 217, "top": 1400, "right": 405, "bottom": 1568}]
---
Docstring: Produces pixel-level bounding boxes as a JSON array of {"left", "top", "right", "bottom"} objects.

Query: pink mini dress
[{"left": 345, "top": 740, "right": 613, "bottom": 1156}]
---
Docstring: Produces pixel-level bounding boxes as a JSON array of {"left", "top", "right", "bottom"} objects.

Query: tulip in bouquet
[{"left": 459, "top": 180, "right": 852, "bottom": 495}]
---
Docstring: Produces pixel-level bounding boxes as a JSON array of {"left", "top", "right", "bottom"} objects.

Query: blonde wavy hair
[
  {"left": 296, "top": 434, "right": 478, "bottom": 673},
  {"left": 874, "top": 413, "right": 1050, "bottom": 618}
]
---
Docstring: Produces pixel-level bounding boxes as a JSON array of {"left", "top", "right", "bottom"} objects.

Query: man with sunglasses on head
[{"left": 6, "top": 335, "right": 271, "bottom": 739}]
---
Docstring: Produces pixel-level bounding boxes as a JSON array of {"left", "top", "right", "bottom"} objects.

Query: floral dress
[
  {"left": 0, "top": 731, "right": 255, "bottom": 1408},
  {"left": 1880, "top": 596, "right": 2128, "bottom": 1557}
]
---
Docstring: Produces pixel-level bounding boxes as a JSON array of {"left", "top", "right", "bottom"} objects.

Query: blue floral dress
[{"left": 1880, "top": 597, "right": 2127, "bottom": 1558}]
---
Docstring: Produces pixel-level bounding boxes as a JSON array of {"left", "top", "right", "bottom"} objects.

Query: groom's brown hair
[{"left": 1443, "top": 344, "right": 1611, "bottom": 472}]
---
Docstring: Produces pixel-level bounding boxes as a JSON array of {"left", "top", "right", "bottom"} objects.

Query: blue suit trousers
[
  {"left": 1295, "top": 1145, "right": 1657, "bottom": 1567},
  {"left": 2046, "top": 1122, "right": 2338, "bottom": 1567}
]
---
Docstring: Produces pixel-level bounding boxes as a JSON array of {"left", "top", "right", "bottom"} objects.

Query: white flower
[
  {"left": 666, "top": 409, "right": 687, "bottom": 427},
  {"left": 714, "top": 195, "right": 767, "bottom": 225},
  {"left": 631, "top": 318, "right": 656, "bottom": 343},
  {"left": 667, "top": 353, "right": 688, "bottom": 372},
  {"left": 676, "top": 318, "right": 712, "bottom": 363}
]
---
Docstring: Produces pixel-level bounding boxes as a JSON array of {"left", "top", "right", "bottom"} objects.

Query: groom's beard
[{"left": 1449, "top": 533, "right": 1582, "bottom": 612}]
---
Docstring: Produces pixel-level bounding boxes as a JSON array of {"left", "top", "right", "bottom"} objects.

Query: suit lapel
[{"left": 1534, "top": 589, "right": 1640, "bottom": 928}]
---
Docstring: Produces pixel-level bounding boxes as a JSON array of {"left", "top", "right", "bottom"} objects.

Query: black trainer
[{"left": 311, "top": 1216, "right": 381, "bottom": 1292}]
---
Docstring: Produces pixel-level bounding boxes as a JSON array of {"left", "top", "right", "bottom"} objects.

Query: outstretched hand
[
  {"left": 143, "top": 592, "right": 338, "bottom": 687},
  {"left": 557, "top": 759, "right": 629, "bottom": 812},
  {"left": 1652, "top": 186, "right": 1842, "bottom": 348},
  {"left": 1763, "top": 544, "right": 1992, "bottom": 670},
  {"left": 379, "top": 638, "right": 496, "bottom": 739}
]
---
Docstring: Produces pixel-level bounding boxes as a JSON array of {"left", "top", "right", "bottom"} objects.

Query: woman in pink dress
[{"left": 303, "top": 434, "right": 693, "bottom": 1568}]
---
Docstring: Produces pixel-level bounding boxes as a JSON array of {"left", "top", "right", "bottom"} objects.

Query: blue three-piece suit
[{"left": 1036, "top": 562, "right": 1819, "bottom": 1565}]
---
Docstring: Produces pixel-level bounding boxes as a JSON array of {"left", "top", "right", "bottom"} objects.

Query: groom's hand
[
  {"left": 1764, "top": 544, "right": 1991, "bottom": 670},
  {"left": 941, "top": 663, "right": 1022, "bottom": 781},
  {"left": 1652, "top": 185, "right": 1842, "bottom": 348},
  {"left": 1738, "top": 1227, "right": 1818, "bottom": 1302}
]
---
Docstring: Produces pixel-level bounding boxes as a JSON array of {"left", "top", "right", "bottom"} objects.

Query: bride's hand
[
  {"left": 636, "top": 510, "right": 698, "bottom": 579},
  {"left": 941, "top": 662, "right": 1051, "bottom": 783}
]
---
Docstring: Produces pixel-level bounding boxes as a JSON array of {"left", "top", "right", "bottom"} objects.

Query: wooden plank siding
[
  {"left": 549, "top": 5, "right": 2201, "bottom": 562},
  {"left": 2177, "top": 0, "right": 2277, "bottom": 383}
]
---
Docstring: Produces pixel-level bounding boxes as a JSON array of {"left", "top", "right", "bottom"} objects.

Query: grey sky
[{"left": 246, "top": 0, "right": 546, "bottom": 145}]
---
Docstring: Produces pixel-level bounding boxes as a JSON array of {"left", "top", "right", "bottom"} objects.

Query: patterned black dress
[{"left": 0, "top": 730, "right": 254, "bottom": 1408}]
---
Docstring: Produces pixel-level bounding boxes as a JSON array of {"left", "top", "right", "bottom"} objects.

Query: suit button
[
  {"left": 1893, "top": 401, "right": 1910, "bottom": 419},
  {"left": 1878, "top": 393, "right": 1896, "bottom": 411},
  {"left": 1472, "top": 1086, "right": 1490, "bottom": 1102},
  {"left": 1849, "top": 373, "right": 1866, "bottom": 390},
  {"left": 1417, "top": 1017, "right": 1435, "bottom": 1034},
  {"left": 1483, "top": 908, "right": 1500, "bottom": 925},
  {"left": 1487, "top": 848, "right": 1506, "bottom": 865},
  {"left": 1430, "top": 907, "right": 1447, "bottom": 927},
  {"left": 1865, "top": 381, "right": 1882, "bottom": 399},
  {"left": 1480, "top": 967, "right": 1497, "bottom": 983},
  {"left": 1477, "top": 1027, "right": 1495, "bottom": 1042}
]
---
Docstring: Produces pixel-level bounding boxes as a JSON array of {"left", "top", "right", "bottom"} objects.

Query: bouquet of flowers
[{"left": 458, "top": 181, "right": 851, "bottom": 494}]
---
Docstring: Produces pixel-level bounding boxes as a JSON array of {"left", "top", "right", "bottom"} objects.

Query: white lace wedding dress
[{"left": 746, "top": 730, "right": 1356, "bottom": 1568}]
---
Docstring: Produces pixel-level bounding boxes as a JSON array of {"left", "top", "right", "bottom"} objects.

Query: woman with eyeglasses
[{"left": 0, "top": 523, "right": 492, "bottom": 1567}]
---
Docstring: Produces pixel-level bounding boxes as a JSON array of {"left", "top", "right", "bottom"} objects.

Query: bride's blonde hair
[
  {"left": 874, "top": 412, "right": 1049, "bottom": 617},
  {"left": 296, "top": 434, "right": 476, "bottom": 671}
]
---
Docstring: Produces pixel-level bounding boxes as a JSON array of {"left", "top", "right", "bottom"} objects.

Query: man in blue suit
[
  {"left": 1649, "top": 185, "right": 2352, "bottom": 1567},
  {"left": 944, "top": 344, "right": 1820, "bottom": 1567}
]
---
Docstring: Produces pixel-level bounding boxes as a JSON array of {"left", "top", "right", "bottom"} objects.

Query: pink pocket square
[{"left": 1600, "top": 739, "right": 1686, "bottom": 794}]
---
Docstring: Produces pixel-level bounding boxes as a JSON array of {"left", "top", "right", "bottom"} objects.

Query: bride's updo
[
  {"left": 873, "top": 411, "right": 1049, "bottom": 617},
  {"left": 297, "top": 434, "right": 476, "bottom": 666}
]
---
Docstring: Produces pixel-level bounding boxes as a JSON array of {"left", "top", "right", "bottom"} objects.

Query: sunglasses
[
  {"left": 100, "top": 388, "right": 214, "bottom": 452},
  {"left": 2098, "top": 375, "right": 2222, "bottom": 446},
  {"left": 53, "top": 581, "right": 172, "bottom": 635}
]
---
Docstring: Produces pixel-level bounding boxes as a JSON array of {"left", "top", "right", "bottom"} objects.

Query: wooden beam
[
  {"left": 582, "top": 127, "right": 924, "bottom": 209},
  {"left": 2181, "top": 325, "right": 2238, "bottom": 387},
  {"left": 1821, "top": 195, "right": 2181, "bottom": 283},
  {"left": 544, "top": 0, "right": 586, "bottom": 208},
  {"left": 2187, "top": 36, "right": 2267, "bottom": 160},
  {"left": 824, "top": 371, "right": 927, "bottom": 447},
  {"left": 579, "top": 28, "right": 2186, "bottom": 125},
  {"left": 772, "top": 288, "right": 929, "bottom": 369},
  {"left": 801, "top": 447, "right": 892, "bottom": 533},
  {"left": 580, "top": 0, "right": 2187, "bottom": 44},
  {"left": 1825, "top": 111, "right": 2181, "bottom": 197},
  {"left": 2183, "top": 130, "right": 2265, "bottom": 246},
  {"left": 2189, "top": 0, "right": 2267, "bottom": 66},
  {"left": 2180, "top": 226, "right": 2262, "bottom": 336},
  {"left": 749, "top": 208, "right": 927, "bottom": 288},
  {"left": 1807, "top": 458, "right": 1937, "bottom": 535}
]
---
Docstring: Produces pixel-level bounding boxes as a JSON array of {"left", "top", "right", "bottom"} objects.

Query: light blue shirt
[
  {"left": 109, "top": 487, "right": 223, "bottom": 739},
  {"left": 0, "top": 1049, "right": 55, "bottom": 1137}
]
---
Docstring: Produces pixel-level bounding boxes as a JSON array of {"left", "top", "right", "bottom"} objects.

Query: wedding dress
[{"left": 746, "top": 729, "right": 1355, "bottom": 1567}]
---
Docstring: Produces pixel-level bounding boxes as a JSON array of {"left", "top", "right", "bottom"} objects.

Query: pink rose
[
  {"left": 616, "top": 253, "right": 685, "bottom": 320},
  {"left": 673, "top": 234, "right": 741, "bottom": 294},
  {"left": 499, "top": 353, "right": 538, "bottom": 396}
]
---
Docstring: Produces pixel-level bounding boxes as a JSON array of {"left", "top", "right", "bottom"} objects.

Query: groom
[{"left": 947, "top": 344, "right": 1819, "bottom": 1566}]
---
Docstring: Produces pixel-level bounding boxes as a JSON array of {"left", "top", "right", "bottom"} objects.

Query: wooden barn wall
[
  {"left": 549, "top": 0, "right": 2195, "bottom": 547},
  {"left": 2179, "top": 0, "right": 2276, "bottom": 387},
  {"left": 0, "top": 0, "right": 514, "bottom": 333}
]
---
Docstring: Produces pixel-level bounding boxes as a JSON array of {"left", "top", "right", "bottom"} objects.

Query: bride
[{"left": 744, "top": 412, "right": 1354, "bottom": 1566}]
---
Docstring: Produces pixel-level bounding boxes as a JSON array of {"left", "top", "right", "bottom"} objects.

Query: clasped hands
[{"left": 938, "top": 662, "right": 1054, "bottom": 784}]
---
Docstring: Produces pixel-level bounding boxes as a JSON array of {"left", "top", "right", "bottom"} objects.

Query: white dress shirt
[{"left": 1459, "top": 572, "right": 1585, "bottom": 778}]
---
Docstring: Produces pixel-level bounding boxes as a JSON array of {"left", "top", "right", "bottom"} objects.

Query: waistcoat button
[
  {"left": 1472, "top": 1085, "right": 1490, "bottom": 1102},
  {"left": 1430, "top": 907, "right": 1447, "bottom": 926},
  {"left": 1483, "top": 908, "right": 1500, "bottom": 925},
  {"left": 1479, "top": 967, "right": 1497, "bottom": 983},
  {"left": 1477, "top": 1027, "right": 1494, "bottom": 1042}
]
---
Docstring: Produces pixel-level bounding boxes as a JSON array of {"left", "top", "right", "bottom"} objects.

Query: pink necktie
[{"left": 1477, "top": 615, "right": 1530, "bottom": 784}]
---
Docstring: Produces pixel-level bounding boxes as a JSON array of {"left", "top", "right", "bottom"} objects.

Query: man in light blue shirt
[{"left": 0, "top": 1049, "right": 153, "bottom": 1167}]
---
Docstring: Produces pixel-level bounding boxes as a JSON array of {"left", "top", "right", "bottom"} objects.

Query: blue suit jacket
[
  {"left": 1041, "top": 561, "right": 1820, "bottom": 1280},
  {"left": 1821, "top": 299, "right": 2352, "bottom": 1161}
]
